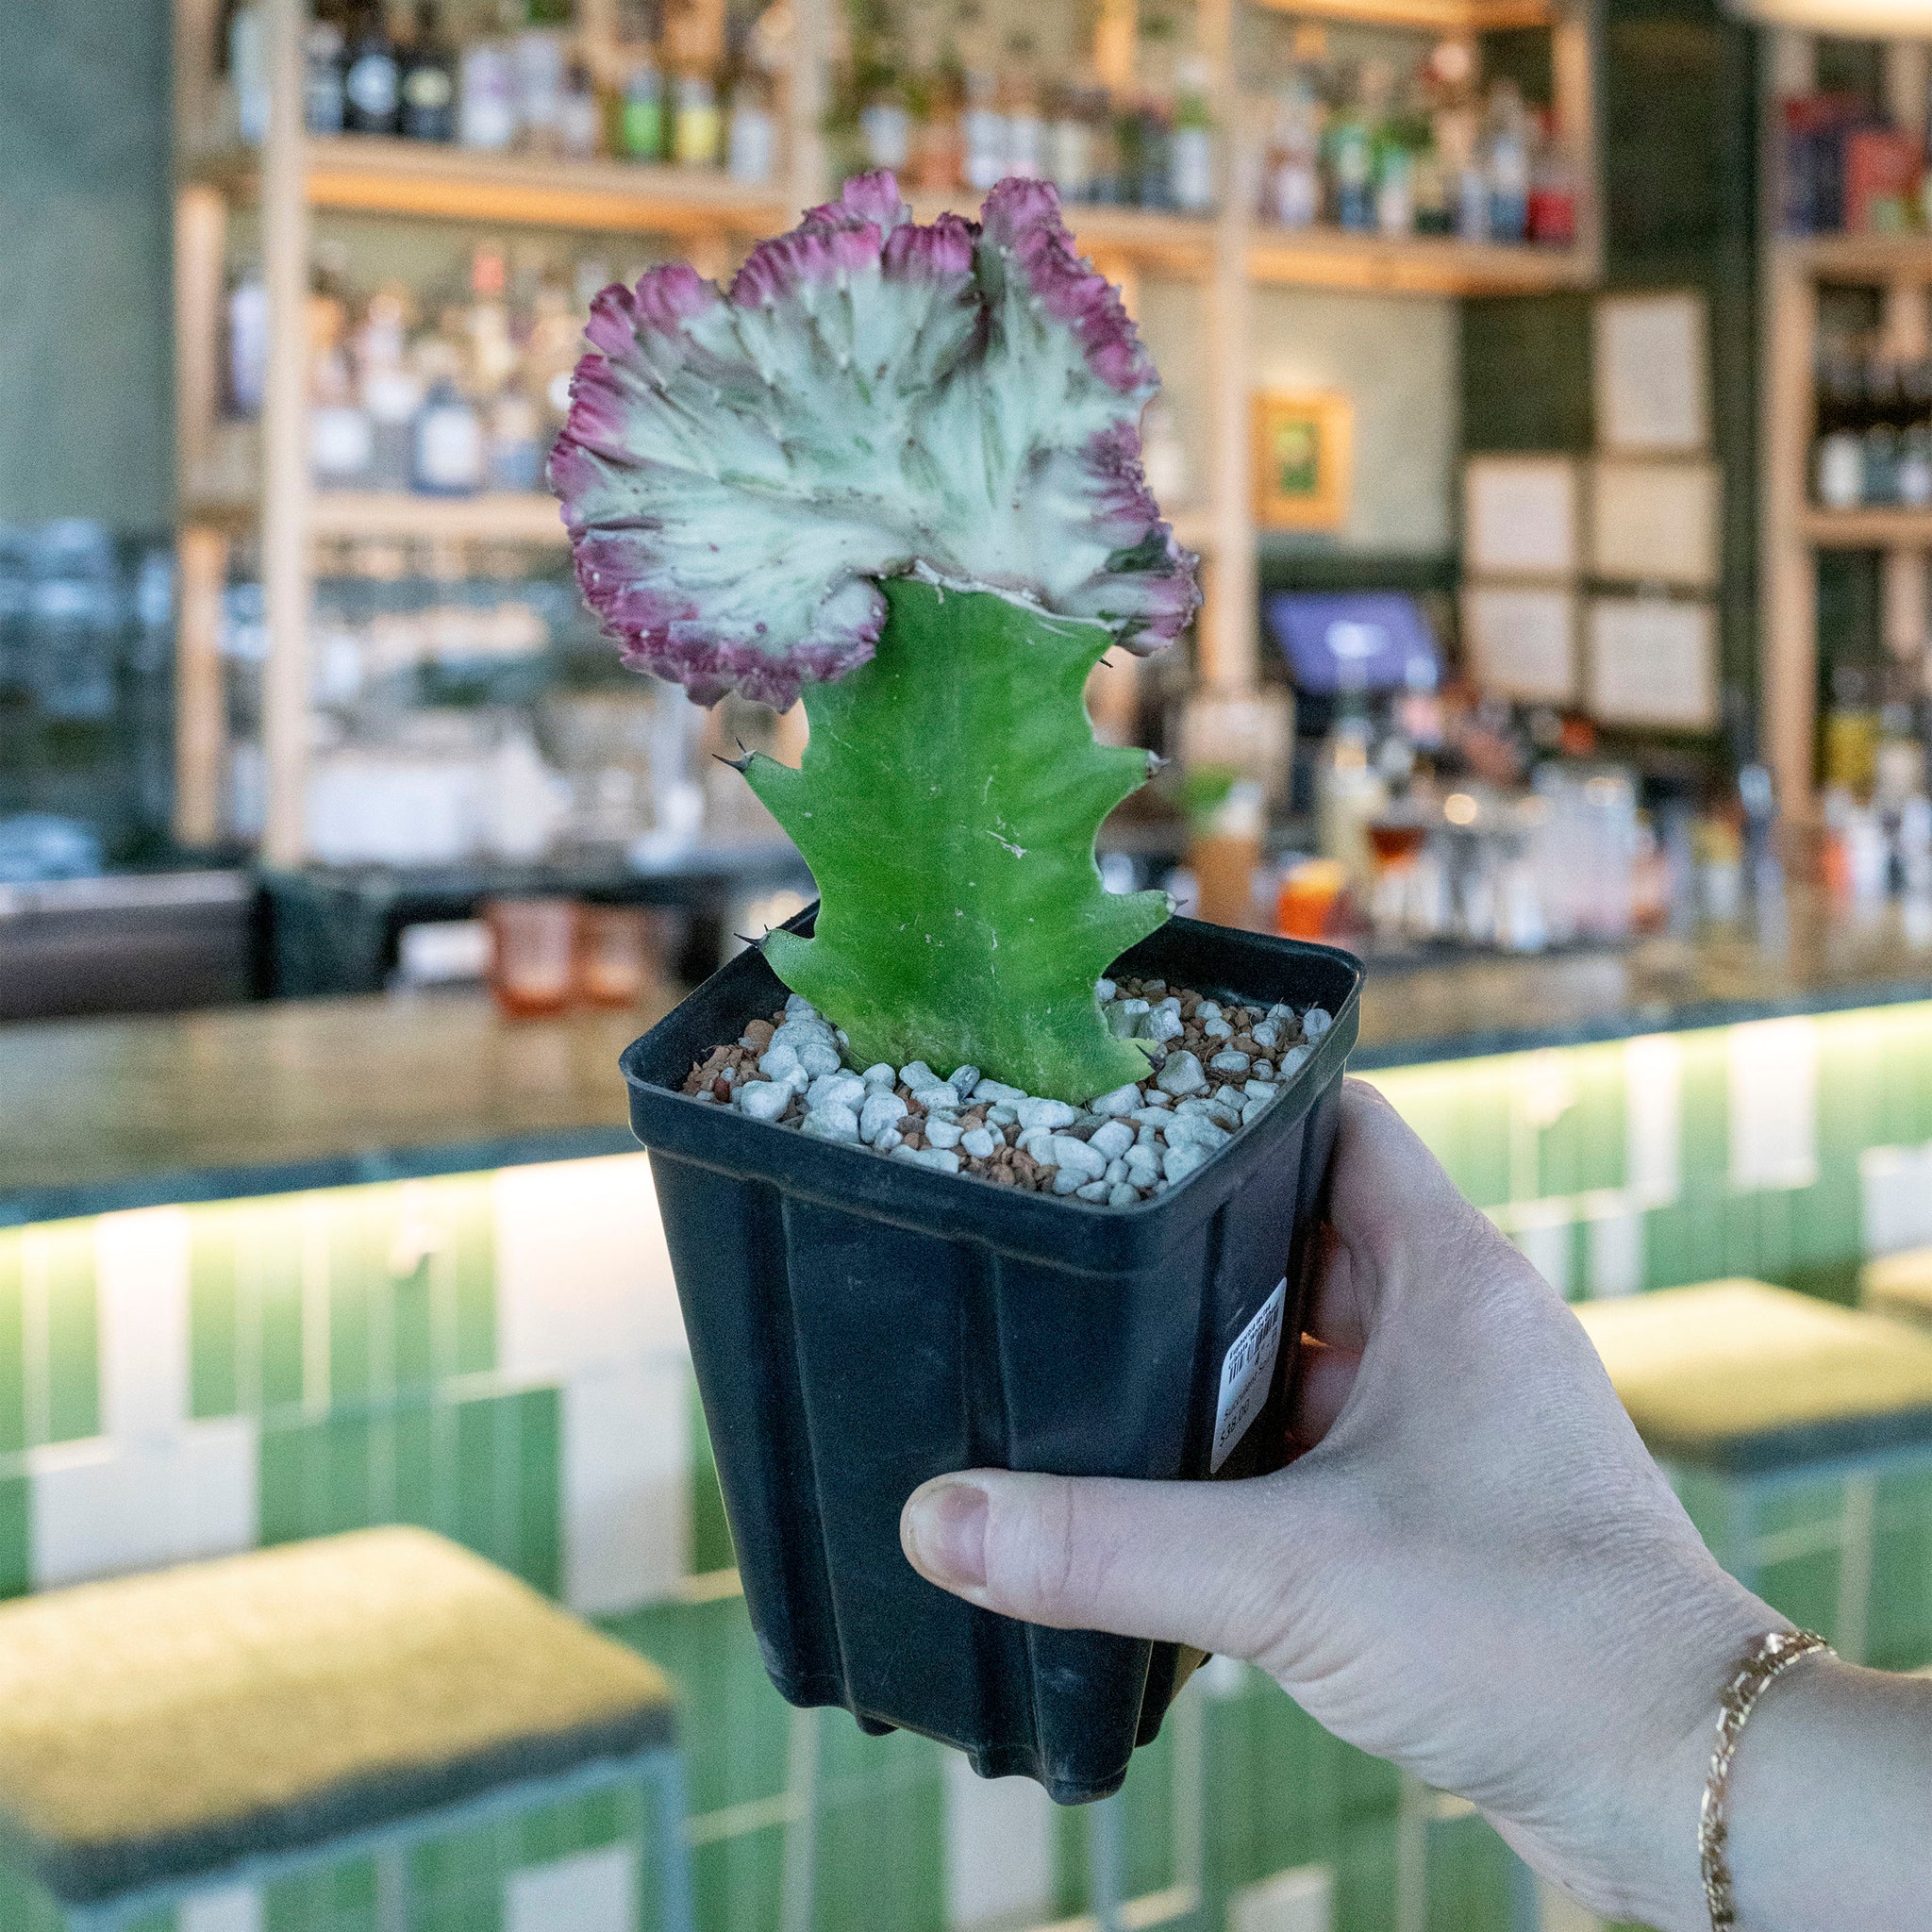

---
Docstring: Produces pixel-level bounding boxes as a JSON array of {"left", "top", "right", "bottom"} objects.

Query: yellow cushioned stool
[
  {"left": 0, "top": 1526, "right": 691, "bottom": 1932},
  {"left": 1575, "top": 1279, "right": 1932, "bottom": 1666}
]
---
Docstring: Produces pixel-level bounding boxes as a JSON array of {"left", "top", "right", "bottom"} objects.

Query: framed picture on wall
[
  {"left": 1252, "top": 391, "right": 1352, "bottom": 531},
  {"left": 1462, "top": 455, "right": 1580, "bottom": 579}
]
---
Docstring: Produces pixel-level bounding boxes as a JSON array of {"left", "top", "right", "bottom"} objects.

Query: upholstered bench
[
  {"left": 0, "top": 1526, "right": 691, "bottom": 1932},
  {"left": 1575, "top": 1278, "right": 1932, "bottom": 1665}
]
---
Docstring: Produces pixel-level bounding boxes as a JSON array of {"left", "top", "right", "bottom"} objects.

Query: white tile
[
  {"left": 27, "top": 1420, "right": 259, "bottom": 1590},
  {"left": 1537, "top": 1878, "right": 1604, "bottom": 1932},
  {"left": 173, "top": 1416, "right": 260, "bottom": 1563},
  {"left": 493, "top": 1155, "right": 684, "bottom": 1384},
  {"left": 1727, "top": 1017, "right": 1818, "bottom": 1192},
  {"left": 180, "top": 1882, "right": 264, "bottom": 1932},
  {"left": 30, "top": 1440, "right": 175, "bottom": 1588},
  {"left": 560, "top": 1360, "right": 690, "bottom": 1615},
  {"left": 1624, "top": 1034, "right": 1682, "bottom": 1206},
  {"left": 1861, "top": 1143, "right": 1932, "bottom": 1257},
  {"left": 1513, "top": 1211, "right": 1572, "bottom": 1298},
  {"left": 1228, "top": 1864, "right": 1334, "bottom": 1932},
  {"left": 1586, "top": 1209, "right": 1644, "bottom": 1298},
  {"left": 505, "top": 1843, "right": 637, "bottom": 1932},
  {"left": 943, "top": 1756, "right": 1055, "bottom": 1931},
  {"left": 92, "top": 1206, "right": 192, "bottom": 1443}
]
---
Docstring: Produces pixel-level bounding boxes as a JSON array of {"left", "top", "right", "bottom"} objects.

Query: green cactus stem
[{"left": 742, "top": 575, "right": 1168, "bottom": 1103}]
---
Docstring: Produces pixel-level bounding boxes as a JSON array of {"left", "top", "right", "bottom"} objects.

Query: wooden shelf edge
[
  {"left": 1799, "top": 507, "right": 1932, "bottom": 549},
  {"left": 1248, "top": 232, "right": 1596, "bottom": 295},
  {"left": 1249, "top": 0, "right": 1552, "bottom": 29},
  {"left": 183, "top": 136, "right": 795, "bottom": 236},
  {"left": 183, "top": 491, "right": 573, "bottom": 545},
  {"left": 1777, "top": 232, "right": 1932, "bottom": 281}
]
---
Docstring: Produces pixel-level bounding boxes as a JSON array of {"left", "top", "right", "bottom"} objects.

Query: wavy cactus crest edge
[{"left": 550, "top": 171, "right": 1203, "bottom": 1103}]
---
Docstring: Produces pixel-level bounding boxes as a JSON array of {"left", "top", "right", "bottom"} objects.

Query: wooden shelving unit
[
  {"left": 173, "top": 0, "right": 1600, "bottom": 863},
  {"left": 1759, "top": 31, "right": 1932, "bottom": 820}
]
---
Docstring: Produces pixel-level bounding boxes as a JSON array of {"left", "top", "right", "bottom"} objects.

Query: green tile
[
  {"left": 265, "top": 1852, "right": 378, "bottom": 1932},
  {"left": 811, "top": 1739, "right": 942, "bottom": 1932},
  {"left": 1425, "top": 1808, "right": 1519, "bottom": 1932},
  {"left": 391, "top": 1400, "right": 447, "bottom": 1535},
  {"left": 447, "top": 1177, "right": 497, "bottom": 1379},
  {"left": 253, "top": 1200, "right": 309, "bottom": 1415},
  {"left": 35, "top": 1223, "right": 98, "bottom": 1447},
  {"left": 513, "top": 1386, "right": 562, "bottom": 1597},
  {"left": 187, "top": 1204, "right": 242, "bottom": 1421},
  {"left": 0, "top": 1229, "right": 28, "bottom": 1455},
  {"left": 391, "top": 1265, "right": 437, "bottom": 1398},
  {"left": 0, "top": 1475, "right": 30, "bottom": 1602},
  {"left": 0, "top": 1860, "right": 69, "bottom": 1932},
  {"left": 409, "top": 1814, "right": 508, "bottom": 1932}
]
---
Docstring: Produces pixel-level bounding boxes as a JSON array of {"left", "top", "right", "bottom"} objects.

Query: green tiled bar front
[{"left": 7, "top": 999, "right": 1932, "bottom": 1930}]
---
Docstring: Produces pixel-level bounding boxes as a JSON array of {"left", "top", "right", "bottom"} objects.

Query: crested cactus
[{"left": 551, "top": 172, "right": 1200, "bottom": 1102}]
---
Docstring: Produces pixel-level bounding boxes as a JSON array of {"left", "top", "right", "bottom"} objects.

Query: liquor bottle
[
  {"left": 859, "top": 83, "right": 913, "bottom": 173},
  {"left": 413, "top": 358, "right": 486, "bottom": 497},
  {"left": 1261, "top": 74, "right": 1322, "bottom": 229},
  {"left": 1325, "top": 80, "right": 1374, "bottom": 231},
  {"left": 1044, "top": 81, "right": 1096, "bottom": 203},
  {"left": 620, "top": 53, "right": 665, "bottom": 159},
  {"left": 1170, "top": 58, "right": 1216, "bottom": 213},
  {"left": 487, "top": 381, "right": 544, "bottom": 491},
  {"left": 312, "top": 346, "right": 375, "bottom": 489},
  {"left": 1002, "top": 49, "right": 1044, "bottom": 180},
  {"left": 399, "top": 0, "right": 457, "bottom": 140},
  {"left": 359, "top": 288, "right": 423, "bottom": 493},
  {"left": 558, "top": 57, "right": 601, "bottom": 157},
  {"left": 1815, "top": 354, "right": 1865, "bottom": 509},
  {"left": 513, "top": 1, "right": 570, "bottom": 156},
  {"left": 1865, "top": 357, "right": 1903, "bottom": 507},
  {"left": 306, "top": 7, "right": 347, "bottom": 133},
  {"left": 961, "top": 69, "right": 1006, "bottom": 191},
  {"left": 672, "top": 71, "right": 722, "bottom": 166},
  {"left": 1525, "top": 110, "right": 1577, "bottom": 244},
  {"left": 466, "top": 244, "right": 517, "bottom": 397},
  {"left": 728, "top": 71, "right": 779, "bottom": 183},
  {"left": 342, "top": 0, "right": 403, "bottom": 135},
  {"left": 911, "top": 63, "right": 965, "bottom": 192},
  {"left": 1902, "top": 359, "right": 1932, "bottom": 508},
  {"left": 458, "top": 20, "right": 519, "bottom": 149},
  {"left": 1484, "top": 79, "right": 1531, "bottom": 242},
  {"left": 226, "top": 272, "right": 269, "bottom": 418}
]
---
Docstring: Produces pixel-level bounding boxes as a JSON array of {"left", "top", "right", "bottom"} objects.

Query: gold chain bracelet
[{"left": 1698, "top": 1628, "right": 1832, "bottom": 1930}]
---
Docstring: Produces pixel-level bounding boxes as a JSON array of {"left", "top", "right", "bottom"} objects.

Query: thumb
[{"left": 900, "top": 1468, "right": 1298, "bottom": 1661}]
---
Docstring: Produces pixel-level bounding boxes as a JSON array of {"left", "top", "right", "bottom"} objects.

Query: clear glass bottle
[
  {"left": 1325, "top": 75, "right": 1374, "bottom": 232},
  {"left": 412, "top": 347, "right": 486, "bottom": 496},
  {"left": 399, "top": 0, "right": 457, "bottom": 140},
  {"left": 1262, "top": 74, "right": 1322, "bottom": 229},
  {"left": 961, "top": 68, "right": 1007, "bottom": 191},
  {"left": 672, "top": 70, "right": 722, "bottom": 166},
  {"left": 458, "top": 20, "right": 519, "bottom": 149},
  {"left": 1484, "top": 78, "right": 1531, "bottom": 243},
  {"left": 728, "top": 71, "right": 779, "bottom": 182},
  {"left": 1170, "top": 57, "right": 1216, "bottom": 213},
  {"left": 305, "top": 8, "right": 347, "bottom": 134},
  {"left": 558, "top": 57, "right": 601, "bottom": 156},
  {"left": 621, "top": 53, "right": 665, "bottom": 158},
  {"left": 341, "top": 0, "right": 403, "bottom": 135}
]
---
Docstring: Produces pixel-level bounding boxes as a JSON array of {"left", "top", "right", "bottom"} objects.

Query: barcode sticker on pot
[{"left": 1211, "top": 1277, "right": 1288, "bottom": 1473}]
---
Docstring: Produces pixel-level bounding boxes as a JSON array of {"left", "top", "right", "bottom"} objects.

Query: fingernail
[{"left": 904, "top": 1480, "right": 988, "bottom": 1590}]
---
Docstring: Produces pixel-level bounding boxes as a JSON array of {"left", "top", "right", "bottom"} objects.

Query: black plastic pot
[{"left": 622, "top": 908, "right": 1362, "bottom": 1803}]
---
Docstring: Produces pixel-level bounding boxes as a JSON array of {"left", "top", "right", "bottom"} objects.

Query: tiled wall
[{"left": 8, "top": 999, "right": 1932, "bottom": 1932}]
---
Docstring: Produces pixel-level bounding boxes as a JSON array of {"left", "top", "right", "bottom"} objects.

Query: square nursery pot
[{"left": 621, "top": 908, "right": 1362, "bottom": 1803}]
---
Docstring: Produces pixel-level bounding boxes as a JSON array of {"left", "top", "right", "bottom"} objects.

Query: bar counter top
[{"left": 8, "top": 890, "right": 1932, "bottom": 1224}]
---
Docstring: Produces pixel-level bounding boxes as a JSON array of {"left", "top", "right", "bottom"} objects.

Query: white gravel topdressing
[{"left": 682, "top": 977, "right": 1331, "bottom": 1206}]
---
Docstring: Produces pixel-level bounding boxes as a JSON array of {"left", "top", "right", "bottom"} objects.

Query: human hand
[{"left": 899, "top": 1079, "right": 1777, "bottom": 1930}]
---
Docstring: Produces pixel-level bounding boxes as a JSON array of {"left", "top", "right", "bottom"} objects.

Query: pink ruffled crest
[
  {"left": 1122, "top": 543, "right": 1202, "bottom": 646},
  {"left": 621, "top": 622, "right": 883, "bottom": 712},
  {"left": 806, "top": 170, "right": 910, "bottom": 233},
  {"left": 1083, "top": 422, "right": 1163, "bottom": 530},
  {"left": 733, "top": 218, "right": 885, "bottom": 308},
  {"left": 980, "top": 177, "right": 1153, "bottom": 394},
  {"left": 882, "top": 210, "right": 977, "bottom": 281},
  {"left": 632, "top": 260, "right": 721, "bottom": 333},
  {"left": 559, "top": 358, "right": 635, "bottom": 461}
]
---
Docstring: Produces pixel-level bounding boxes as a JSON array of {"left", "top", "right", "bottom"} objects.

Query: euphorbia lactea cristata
[{"left": 552, "top": 173, "right": 1201, "bottom": 1103}]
